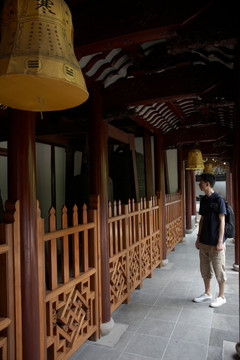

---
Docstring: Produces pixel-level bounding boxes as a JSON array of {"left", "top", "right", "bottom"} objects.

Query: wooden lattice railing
[
  {"left": 165, "top": 192, "right": 183, "bottom": 254},
  {"left": 38, "top": 195, "right": 100, "bottom": 360},
  {"left": 0, "top": 201, "right": 22, "bottom": 360},
  {"left": 108, "top": 196, "right": 162, "bottom": 313}
]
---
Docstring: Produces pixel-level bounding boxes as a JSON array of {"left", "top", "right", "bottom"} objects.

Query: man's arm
[
  {"left": 217, "top": 214, "right": 225, "bottom": 251},
  {"left": 195, "top": 215, "right": 204, "bottom": 249}
]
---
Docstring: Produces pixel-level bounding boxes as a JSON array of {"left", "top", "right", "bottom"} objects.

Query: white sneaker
[
  {"left": 209, "top": 297, "right": 226, "bottom": 308},
  {"left": 193, "top": 293, "right": 212, "bottom": 303}
]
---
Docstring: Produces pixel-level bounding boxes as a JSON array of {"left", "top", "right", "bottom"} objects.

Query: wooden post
[
  {"left": 154, "top": 133, "right": 166, "bottom": 260},
  {"left": 233, "top": 129, "right": 239, "bottom": 269},
  {"left": 89, "top": 89, "right": 111, "bottom": 325},
  {"left": 235, "top": 47, "right": 240, "bottom": 358},
  {"left": 191, "top": 170, "right": 197, "bottom": 223},
  {"left": 185, "top": 169, "right": 192, "bottom": 232},
  {"left": 144, "top": 130, "right": 154, "bottom": 200},
  {"left": 8, "top": 110, "right": 44, "bottom": 360},
  {"left": 178, "top": 147, "right": 185, "bottom": 235}
]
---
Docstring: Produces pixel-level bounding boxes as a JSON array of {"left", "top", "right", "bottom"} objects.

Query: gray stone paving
[{"left": 70, "top": 229, "right": 239, "bottom": 360}]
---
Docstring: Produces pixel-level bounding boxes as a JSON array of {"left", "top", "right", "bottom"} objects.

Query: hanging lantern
[
  {"left": 204, "top": 159, "right": 214, "bottom": 174},
  {"left": 186, "top": 148, "right": 204, "bottom": 170},
  {"left": 0, "top": 0, "right": 89, "bottom": 111}
]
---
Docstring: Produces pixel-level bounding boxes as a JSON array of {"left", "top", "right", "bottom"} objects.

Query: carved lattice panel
[
  {"left": 152, "top": 233, "right": 161, "bottom": 267},
  {"left": 110, "top": 253, "right": 128, "bottom": 309},
  {"left": 166, "top": 217, "right": 182, "bottom": 254},
  {"left": 46, "top": 276, "right": 96, "bottom": 359},
  {"left": 141, "top": 238, "right": 151, "bottom": 278},
  {"left": 129, "top": 244, "right": 141, "bottom": 291}
]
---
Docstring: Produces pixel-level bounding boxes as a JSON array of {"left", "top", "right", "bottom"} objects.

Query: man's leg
[
  {"left": 218, "top": 281, "right": 225, "bottom": 298},
  {"left": 211, "top": 244, "right": 227, "bottom": 299},
  {"left": 209, "top": 245, "right": 227, "bottom": 307},
  {"left": 193, "top": 244, "right": 213, "bottom": 302},
  {"left": 200, "top": 244, "right": 214, "bottom": 295},
  {"left": 204, "top": 278, "right": 211, "bottom": 296}
]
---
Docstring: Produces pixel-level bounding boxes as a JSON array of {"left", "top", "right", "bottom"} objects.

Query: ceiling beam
[
  {"left": 102, "top": 66, "right": 232, "bottom": 108},
  {"left": 163, "top": 125, "right": 228, "bottom": 147},
  {"left": 72, "top": 1, "right": 224, "bottom": 58},
  {"left": 74, "top": 25, "right": 180, "bottom": 58}
]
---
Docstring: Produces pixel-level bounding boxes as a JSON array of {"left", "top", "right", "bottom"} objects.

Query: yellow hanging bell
[
  {"left": 186, "top": 148, "right": 204, "bottom": 170},
  {"left": 204, "top": 159, "right": 214, "bottom": 174},
  {"left": 0, "top": 0, "right": 89, "bottom": 111}
]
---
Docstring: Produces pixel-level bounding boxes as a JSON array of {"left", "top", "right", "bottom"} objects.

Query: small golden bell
[{"left": 186, "top": 148, "right": 204, "bottom": 170}]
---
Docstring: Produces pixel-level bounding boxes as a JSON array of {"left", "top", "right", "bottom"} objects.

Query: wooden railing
[
  {"left": 165, "top": 192, "right": 183, "bottom": 254},
  {"left": 0, "top": 192, "right": 183, "bottom": 359},
  {"left": 108, "top": 196, "right": 162, "bottom": 313},
  {"left": 38, "top": 195, "right": 100, "bottom": 360},
  {"left": 0, "top": 201, "right": 22, "bottom": 360}
]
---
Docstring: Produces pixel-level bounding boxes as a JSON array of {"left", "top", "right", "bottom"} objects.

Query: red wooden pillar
[
  {"left": 233, "top": 130, "right": 239, "bottom": 269},
  {"left": 191, "top": 170, "right": 197, "bottom": 223},
  {"left": 8, "top": 110, "right": 42, "bottom": 360},
  {"left": 185, "top": 169, "right": 192, "bottom": 232},
  {"left": 235, "top": 48, "right": 240, "bottom": 358},
  {"left": 178, "top": 147, "right": 185, "bottom": 234},
  {"left": 89, "top": 90, "right": 111, "bottom": 327},
  {"left": 154, "top": 133, "right": 167, "bottom": 260}
]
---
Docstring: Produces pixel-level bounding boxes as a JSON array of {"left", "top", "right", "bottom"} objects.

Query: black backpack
[{"left": 224, "top": 201, "right": 235, "bottom": 238}]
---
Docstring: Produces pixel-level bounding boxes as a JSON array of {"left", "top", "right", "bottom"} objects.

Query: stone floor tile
[
  {"left": 112, "top": 313, "right": 144, "bottom": 332},
  {"left": 162, "top": 339, "right": 208, "bottom": 360},
  {"left": 209, "top": 328, "right": 239, "bottom": 348},
  {"left": 136, "top": 317, "right": 175, "bottom": 338},
  {"left": 172, "top": 322, "right": 211, "bottom": 345},
  {"left": 124, "top": 333, "right": 168, "bottom": 359},
  {"left": 206, "top": 345, "right": 223, "bottom": 360},
  {"left": 72, "top": 344, "right": 120, "bottom": 360},
  {"left": 147, "top": 305, "right": 182, "bottom": 322},
  {"left": 178, "top": 307, "right": 213, "bottom": 328},
  {"left": 130, "top": 291, "right": 159, "bottom": 305},
  {"left": 155, "top": 294, "right": 187, "bottom": 308},
  {"left": 212, "top": 313, "right": 238, "bottom": 333},
  {"left": 116, "top": 303, "right": 150, "bottom": 318},
  {"left": 118, "top": 353, "right": 156, "bottom": 360}
]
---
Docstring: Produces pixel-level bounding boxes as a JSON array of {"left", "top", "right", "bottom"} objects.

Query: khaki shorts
[{"left": 199, "top": 243, "right": 227, "bottom": 284}]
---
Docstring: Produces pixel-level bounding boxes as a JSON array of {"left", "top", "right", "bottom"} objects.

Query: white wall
[
  {"left": 36, "top": 143, "right": 66, "bottom": 230},
  {"left": 196, "top": 180, "right": 226, "bottom": 199},
  {"left": 36, "top": 143, "right": 52, "bottom": 230},
  {"left": 55, "top": 147, "right": 66, "bottom": 228},
  {"left": 135, "top": 136, "right": 156, "bottom": 196},
  {"left": 166, "top": 149, "right": 178, "bottom": 193}
]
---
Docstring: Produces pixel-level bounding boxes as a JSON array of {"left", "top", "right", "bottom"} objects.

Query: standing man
[{"left": 193, "top": 172, "right": 227, "bottom": 308}]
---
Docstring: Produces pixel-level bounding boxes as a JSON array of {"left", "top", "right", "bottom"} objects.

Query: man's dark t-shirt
[{"left": 199, "top": 192, "right": 226, "bottom": 246}]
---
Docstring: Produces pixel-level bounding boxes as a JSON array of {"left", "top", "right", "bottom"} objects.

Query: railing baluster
[
  {"left": 108, "top": 201, "right": 113, "bottom": 257},
  {"left": 72, "top": 204, "right": 80, "bottom": 277},
  {"left": 82, "top": 204, "right": 89, "bottom": 272},
  {"left": 61, "top": 206, "right": 69, "bottom": 284},
  {"left": 49, "top": 207, "right": 58, "bottom": 290},
  {"left": 118, "top": 201, "right": 123, "bottom": 251},
  {"left": 113, "top": 201, "right": 118, "bottom": 254}
]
